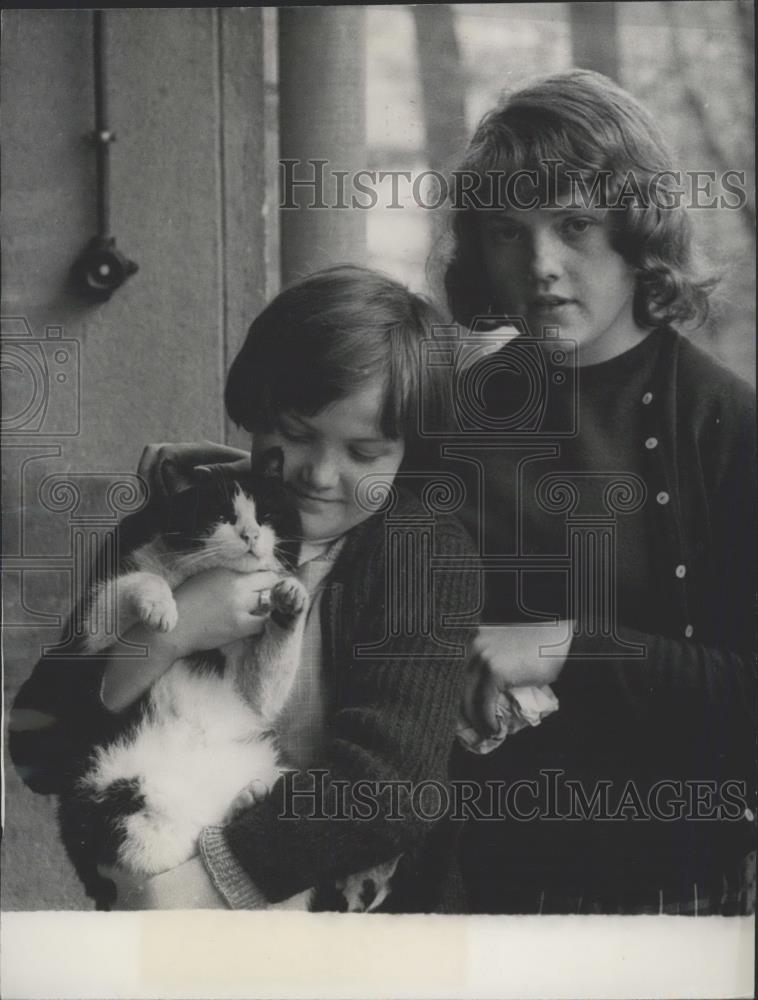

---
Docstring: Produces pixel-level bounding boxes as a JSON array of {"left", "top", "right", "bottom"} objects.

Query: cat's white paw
[
  {"left": 270, "top": 577, "right": 308, "bottom": 627},
  {"left": 142, "top": 598, "right": 178, "bottom": 633},
  {"left": 136, "top": 581, "right": 178, "bottom": 633},
  {"left": 224, "top": 779, "right": 270, "bottom": 822}
]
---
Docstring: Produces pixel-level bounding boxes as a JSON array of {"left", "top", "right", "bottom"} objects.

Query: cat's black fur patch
[
  {"left": 114, "top": 447, "right": 301, "bottom": 572},
  {"left": 311, "top": 881, "right": 349, "bottom": 913},
  {"left": 102, "top": 777, "right": 146, "bottom": 816},
  {"left": 359, "top": 878, "right": 378, "bottom": 910},
  {"left": 184, "top": 648, "right": 226, "bottom": 676},
  {"left": 58, "top": 775, "right": 146, "bottom": 909},
  {"left": 156, "top": 452, "right": 301, "bottom": 570},
  {"left": 309, "top": 877, "right": 379, "bottom": 913}
]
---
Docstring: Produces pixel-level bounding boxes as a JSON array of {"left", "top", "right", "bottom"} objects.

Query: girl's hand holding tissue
[{"left": 458, "top": 623, "right": 573, "bottom": 753}]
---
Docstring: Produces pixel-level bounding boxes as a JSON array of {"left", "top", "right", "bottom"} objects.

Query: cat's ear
[{"left": 255, "top": 446, "right": 284, "bottom": 480}]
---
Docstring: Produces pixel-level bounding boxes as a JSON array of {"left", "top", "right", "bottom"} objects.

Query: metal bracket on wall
[{"left": 71, "top": 9, "right": 138, "bottom": 302}]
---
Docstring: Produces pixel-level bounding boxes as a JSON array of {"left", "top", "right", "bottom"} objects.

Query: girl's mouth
[
  {"left": 530, "top": 296, "right": 575, "bottom": 312},
  {"left": 292, "top": 488, "right": 341, "bottom": 507}
]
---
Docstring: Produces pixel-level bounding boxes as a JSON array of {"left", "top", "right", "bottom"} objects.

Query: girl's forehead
[
  {"left": 482, "top": 203, "right": 608, "bottom": 225},
  {"left": 290, "top": 379, "right": 392, "bottom": 439}
]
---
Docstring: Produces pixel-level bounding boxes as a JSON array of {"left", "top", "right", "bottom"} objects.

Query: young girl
[
  {"left": 444, "top": 69, "right": 755, "bottom": 915},
  {"left": 11, "top": 266, "right": 480, "bottom": 913}
]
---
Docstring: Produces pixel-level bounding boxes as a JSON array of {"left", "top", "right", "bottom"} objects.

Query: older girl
[{"left": 445, "top": 69, "right": 755, "bottom": 915}]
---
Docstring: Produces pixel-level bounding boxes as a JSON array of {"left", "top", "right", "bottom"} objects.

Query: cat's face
[
  {"left": 203, "top": 482, "right": 280, "bottom": 571},
  {"left": 164, "top": 451, "right": 301, "bottom": 572}
]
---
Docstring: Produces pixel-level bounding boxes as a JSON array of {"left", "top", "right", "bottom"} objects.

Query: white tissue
[{"left": 456, "top": 685, "right": 559, "bottom": 755}]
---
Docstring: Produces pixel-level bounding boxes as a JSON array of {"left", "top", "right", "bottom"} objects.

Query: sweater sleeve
[
  {"left": 560, "top": 630, "right": 755, "bottom": 783},
  {"left": 208, "top": 518, "right": 481, "bottom": 903},
  {"left": 199, "top": 826, "right": 269, "bottom": 909}
]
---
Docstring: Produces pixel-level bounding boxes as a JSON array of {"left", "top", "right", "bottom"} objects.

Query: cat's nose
[{"left": 241, "top": 529, "right": 259, "bottom": 546}]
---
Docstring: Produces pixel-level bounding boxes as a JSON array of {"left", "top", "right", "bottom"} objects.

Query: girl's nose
[
  {"left": 303, "top": 452, "right": 339, "bottom": 490},
  {"left": 530, "top": 230, "right": 562, "bottom": 283}
]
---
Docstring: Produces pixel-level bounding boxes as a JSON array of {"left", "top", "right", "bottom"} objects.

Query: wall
[{"left": 1, "top": 8, "right": 275, "bottom": 908}]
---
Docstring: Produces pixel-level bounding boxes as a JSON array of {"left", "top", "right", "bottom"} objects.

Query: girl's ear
[{"left": 255, "top": 446, "right": 284, "bottom": 480}]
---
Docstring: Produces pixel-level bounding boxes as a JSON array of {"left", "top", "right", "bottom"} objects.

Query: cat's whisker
[
  {"left": 176, "top": 536, "right": 229, "bottom": 550},
  {"left": 275, "top": 534, "right": 308, "bottom": 546},
  {"left": 160, "top": 546, "right": 216, "bottom": 558},
  {"left": 195, "top": 544, "right": 252, "bottom": 561},
  {"left": 162, "top": 547, "right": 233, "bottom": 567},
  {"left": 176, "top": 547, "right": 235, "bottom": 564}
]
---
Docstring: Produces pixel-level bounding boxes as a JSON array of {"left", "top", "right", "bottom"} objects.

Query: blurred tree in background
[
  {"left": 367, "top": 1, "right": 754, "bottom": 379},
  {"left": 569, "top": 2, "right": 620, "bottom": 80},
  {"left": 411, "top": 5, "right": 467, "bottom": 171}
]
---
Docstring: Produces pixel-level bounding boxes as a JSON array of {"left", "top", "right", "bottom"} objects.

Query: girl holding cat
[{"left": 12, "top": 266, "right": 480, "bottom": 912}]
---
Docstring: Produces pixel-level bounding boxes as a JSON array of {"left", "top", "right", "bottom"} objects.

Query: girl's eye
[
  {"left": 350, "top": 449, "right": 382, "bottom": 464},
  {"left": 563, "top": 217, "right": 594, "bottom": 235},
  {"left": 487, "top": 221, "right": 523, "bottom": 243}
]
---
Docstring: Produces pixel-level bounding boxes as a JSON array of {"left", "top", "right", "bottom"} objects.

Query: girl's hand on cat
[
  {"left": 224, "top": 779, "right": 271, "bottom": 822},
  {"left": 164, "top": 567, "right": 280, "bottom": 658},
  {"left": 100, "top": 569, "right": 277, "bottom": 713},
  {"left": 138, "top": 441, "right": 250, "bottom": 499},
  {"left": 462, "top": 623, "right": 574, "bottom": 734}
]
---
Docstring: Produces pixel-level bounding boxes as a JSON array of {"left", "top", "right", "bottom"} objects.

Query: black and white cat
[{"left": 59, "top": 449, "right": 399, "bottom": 912}]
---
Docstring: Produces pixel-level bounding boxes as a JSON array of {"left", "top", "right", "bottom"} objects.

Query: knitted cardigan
[
  {"left": 560, "top": 329, "right": 755, "bottom": 807},
  {"left": 455, "top": 327, "right": 756, "bottom": 901},
  {"left": 202, "top": 491, "right": 482, "bottom": 912},
  {"left": 10, "top": 489, "right": 481, "bottom": 913}
]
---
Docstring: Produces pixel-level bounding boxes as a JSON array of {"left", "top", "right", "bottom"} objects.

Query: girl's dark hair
[
  {"left": 443, "top": 69, "right": 714, "bottom": 330},
  {"left": 225, "top": 265, "right": 452, "bottom": 470}
]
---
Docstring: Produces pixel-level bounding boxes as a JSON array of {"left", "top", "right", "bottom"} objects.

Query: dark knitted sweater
[
  {"left": 10, "top": 489, "right": 481, "bottom": 913},
  {"left": 451, "top": 327, "right": 756, "bottom": 905}
]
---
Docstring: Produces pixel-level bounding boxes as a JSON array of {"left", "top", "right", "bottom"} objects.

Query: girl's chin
[
  {"left": 298, "top": 510, "right": 346, "bottom": 542},
  {"left": 298, "top": 508, "right": 369, "bottom": 544}
]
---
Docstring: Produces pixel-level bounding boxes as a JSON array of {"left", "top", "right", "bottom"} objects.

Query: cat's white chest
[{"left": 86, "top": 659, "right": 282, "bottom": 875}]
